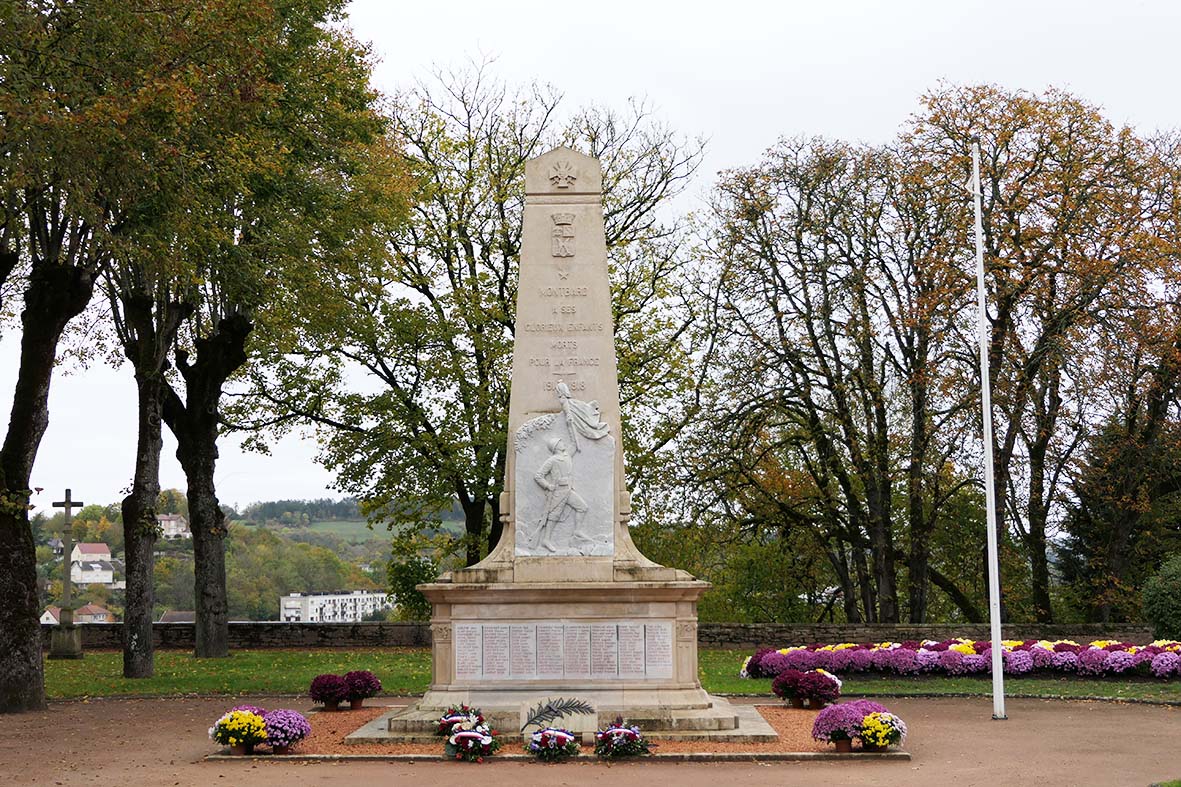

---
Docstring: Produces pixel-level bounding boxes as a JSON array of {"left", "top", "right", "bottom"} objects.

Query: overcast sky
[{"left": 3, "top": 0, "right": 1180, "bottom": 515}]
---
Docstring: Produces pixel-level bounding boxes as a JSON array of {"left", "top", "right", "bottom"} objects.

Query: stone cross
[{"left": 53, "top": 488, "right": 83, "bottom": 622}]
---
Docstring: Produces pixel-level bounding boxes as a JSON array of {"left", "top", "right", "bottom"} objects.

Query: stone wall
[
  {"left": 42, "top": 621, "right": 1154, "bottom": 651},
  {"left": 43, "top": 621, "right": 432, "bottom": 650}
]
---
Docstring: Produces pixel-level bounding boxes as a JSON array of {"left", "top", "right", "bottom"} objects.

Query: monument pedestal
[
  {"left": 366, "top": 575, "right": 774, "bottom": 743},
  {"left": 48, "top": 610, "right": 84, "bottom": 660}
]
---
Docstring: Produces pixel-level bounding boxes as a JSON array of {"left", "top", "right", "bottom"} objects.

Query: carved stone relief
[
  {"left": 549, "top": 160, "right": 577, "bottom": 189},
  {"left": 551, "top": 213, "right": 575, "bottom": 258},
  {"left": 514, "top": 387, "right": 614, "bottom": 557}
]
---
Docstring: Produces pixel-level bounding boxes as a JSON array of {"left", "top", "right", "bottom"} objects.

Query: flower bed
[{"left": 741, "top": 639, "right": 1181, "bottom": 679}]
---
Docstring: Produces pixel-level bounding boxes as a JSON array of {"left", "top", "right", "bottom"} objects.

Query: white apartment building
[{"left": 279, "top": 590, "right": 393, "bottom": 623}]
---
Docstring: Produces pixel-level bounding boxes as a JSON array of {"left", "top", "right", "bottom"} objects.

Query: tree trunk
[
  {"left": 162, "top": 313, "right": 252, "bottom": 659},
  {"left": 121, "top": 373, "right": 166, "bottom": 678},
  {"left": 0, "top": 261, "right": 94, "bottom": 712},
  {"left": 114, "top": 291, "right": 188, "bottom": 678},
  {"left": 462, "top": 499, "right": 485, "bottom": 566},
  {"left": 186, "top": 456, "right": 229, "bottom": 657},
  {"left": 852, "top": 547, "right": 876, "bottom": 623},
  {"left": 832, "top": 546, "right": 861, "bottom": 623},
  {"left": 906, "top": 358, "right": 932, "bottom": 623}
]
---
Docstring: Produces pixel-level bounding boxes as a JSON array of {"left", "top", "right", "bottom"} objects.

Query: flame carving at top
[{"left": 549, "top": 160, "right": 577, "bottom": 189}]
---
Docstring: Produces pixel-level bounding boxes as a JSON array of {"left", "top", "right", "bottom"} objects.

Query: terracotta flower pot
[
  {"left": 862, "top": 743, "right": 886, "bottom": 753},
  {"left": 229, "top": 744, "right": 250, "bottom": 756},
  {"left": 790, "top": 696, "right": 806, "bottom": 709},
  {"left": 833, "top": 739, "right": 853, "bottom": 753},
  {"left": 324, "top": 700, "right": 340, "bottom": 711},
  {"left": 272, "top": 745, "right": 292, "bottom": 755},
  {"left": 350, "top": 699, "right": 365, "bottom": 710}
]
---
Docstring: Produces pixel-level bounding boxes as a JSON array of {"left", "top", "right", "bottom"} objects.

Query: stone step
[{"left": 351, "top": 701, "right": 775, "bottom": 746}]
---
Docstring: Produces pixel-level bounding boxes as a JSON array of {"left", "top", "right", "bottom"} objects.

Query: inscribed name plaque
[
  {"left": 510, "top": 624, "right": 537, "bottom": 677},
  {"left": 451, "top": 621, "right": 674, "bottom": 682},
  {"left": 617, "top": 623, "right": 646, "bottom": 678},
  {"left": 454, "top": 624, "right": 483, "bottom": 680},
  {"left": 644, "top": 623, "right": 674, "bottom": 679},
  {"left": 537, "top": 623, "right": 566, "bottom": 678},
  {"left": 590, "top": 623, "right": 618, "bottom": 677},
  {"left": 563, "top": 624, "right": 591, "bottom": 678},
  {"left": 482, "top": 625, "right": 511, "bottom": 678}
]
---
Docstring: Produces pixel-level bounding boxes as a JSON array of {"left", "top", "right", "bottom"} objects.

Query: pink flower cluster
[{"left": 742, "top": 639, "right": 1181, "bottom": 679}]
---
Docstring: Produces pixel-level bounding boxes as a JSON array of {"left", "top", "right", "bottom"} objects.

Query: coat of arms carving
[{"left": 551, "top": 213, "right": 575, "bottom": 258}]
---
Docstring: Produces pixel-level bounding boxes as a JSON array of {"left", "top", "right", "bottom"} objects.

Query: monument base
[
  {"left": 356, "top": 578, "right": 777, "bottom": 744},
  {"left": 48, "top": 623, "right": 84, "bottom": 660}
]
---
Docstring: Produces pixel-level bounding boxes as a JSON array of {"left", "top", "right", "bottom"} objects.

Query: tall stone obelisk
[
  {"left": 383, "top": 148, "right": 769, "bottom": 743},
  {"left": 463, "top": 145, "right": 666, "bottom": 581}
]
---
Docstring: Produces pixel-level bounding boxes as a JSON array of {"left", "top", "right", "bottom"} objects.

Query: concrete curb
[
  {"left": 717, "top": 692, "right": 1181, "bottom": 707},
  {"left": 205, "top": 750, "right": 911, "bottom": 763}
]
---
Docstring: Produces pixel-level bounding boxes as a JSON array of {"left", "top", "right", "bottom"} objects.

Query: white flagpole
[{"left": 972, "top": 138, "right": 1007, "bottom": 720}]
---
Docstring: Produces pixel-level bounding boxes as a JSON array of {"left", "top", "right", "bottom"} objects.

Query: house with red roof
[
  {"left": 70, "top": 542, "right": 111, "bottom": 563},
  {"left": 41, "top": 603, "right": 115, "bottom": 624}
]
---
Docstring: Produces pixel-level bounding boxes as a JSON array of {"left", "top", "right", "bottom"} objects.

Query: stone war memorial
[{"left": 368, "top": 147, "right": 773, "bottom": 743}]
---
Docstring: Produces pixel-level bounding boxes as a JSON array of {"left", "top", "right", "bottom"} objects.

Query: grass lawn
[
  {"left": 45, "top": 649, "right": 431, "bottom": 700},
  {"left": 43, "top": 647, "right": 1181, "bottom": 703}
]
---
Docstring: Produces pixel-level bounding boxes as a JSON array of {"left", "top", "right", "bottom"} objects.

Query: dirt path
[{"left": 0, "top": 695, "right": 1176, "bottom": 786}]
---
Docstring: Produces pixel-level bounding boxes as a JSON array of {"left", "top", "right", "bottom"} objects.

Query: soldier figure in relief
[{"left": 531, "top": 437, "right": 588, "bottom": 552}]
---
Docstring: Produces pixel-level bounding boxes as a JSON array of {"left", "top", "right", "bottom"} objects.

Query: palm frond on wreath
[{"left": 520, "top": 697, "right": 596, "bottom": 732}]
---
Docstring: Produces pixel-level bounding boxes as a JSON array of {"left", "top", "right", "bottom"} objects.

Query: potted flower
[
  {"left": 526, "top": 727, "right": 580, "bottom": 762},
  {"left": 263, "top": 709, "right": 312, "bottom": 755},
  {"left": 771, "top": 668, "right": 806, "bottom": 708},
  {"left": 859, "top": 711, "right": 907, "bottom": 752},
  {"left": 344, "top": 670, "right": 382, "bottom": 709},
  {"left": 594, "top": 717, "right": 651, "bottom": 759},
  {"left": 795, "top": 669, "right": 841, "bottom": 708},
  {"left": 309, "top": 674, "right": 349, "bottom": 711},
  {"left": 811, "top": 700, "right": 887, "bottom": 752},
  {"left": 209, "top": 709, "right": 268, "bottom": 755}
]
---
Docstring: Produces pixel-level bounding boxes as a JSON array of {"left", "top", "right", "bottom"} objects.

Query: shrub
[
  {"left": 308, "top": 674, "right": 349, "bottom": 706},
  {"left": 771, "top": 668, "right": 804, "bottom": 700},
  {"left": 1150, "top": 652, "right": 1180, "bottom": 678},
  {"left": 1075, "top": 648, "right": 1110, "bottom": 676},
  {"left": 344, "top": 670, "right": 382, "bottom": 700},
  {"left": 1144, "top": 555, "right": 1181, "bottom": 640},
  {"left": 811, "top": 700, "right": 888, "bottom": 742},
  {"left": 758, "top": 651, "right": 790, "bottom": 677},
  {"left": 795, "top": 669, "right": 842, "bottom": 706},
  {"left": 263, "top": 709, "right": 311, "bottom": 749},
  {"left": 209, "top": 710, "right": 268, "bottom": 749},
  {"left": 1002, "top": 649, "right": 1034, "bottom": 675},
  {"left": 745, "top": 648, "right": 777, "bottom": 678},
  {"left": 860, "top": 711, "right": 907, "bottom": 748}
]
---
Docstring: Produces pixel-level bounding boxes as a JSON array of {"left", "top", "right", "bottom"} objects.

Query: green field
[
  {"left": 238, "top": 518, "right": 465, "bottom": 543},
  {"left": 42, "top": 648, "right": 1181, "bottom": 703},
  {"left": 302, "top": 519, "right": 385, "bottom": 541}
]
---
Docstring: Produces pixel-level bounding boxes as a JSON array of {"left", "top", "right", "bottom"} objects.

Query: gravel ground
[{"left": 1, "top": 695, "right": 1177, "bottom": 786}]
